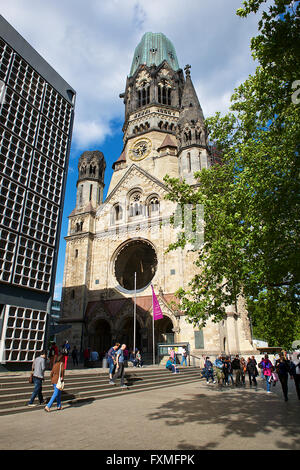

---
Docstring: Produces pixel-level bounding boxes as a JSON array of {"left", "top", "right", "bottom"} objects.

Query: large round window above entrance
[{"left": 114, "top": 240, "right": 157, "bottom": 291}]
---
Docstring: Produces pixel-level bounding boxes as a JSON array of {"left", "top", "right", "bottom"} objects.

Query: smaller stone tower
[
  {"left": 76, "top": 151, "right": 106, "bottom": 210},
  {"left": 177, "top": 65, "right": 210, "bottom": 185}
]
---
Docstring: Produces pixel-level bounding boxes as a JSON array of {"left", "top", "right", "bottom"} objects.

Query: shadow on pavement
[{"left": 146, "top": 381, "right": 300, "bottom": 450}]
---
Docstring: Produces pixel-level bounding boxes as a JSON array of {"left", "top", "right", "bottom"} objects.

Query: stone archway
[
  {"left": 117, "top": 316, "right": 143, "bottom": 352},
  {"left": 154, "top": 316, "right": 175, "bottom": 344},
  {"left": 89, "top": 318, "right": 112, "bottom": 356}
]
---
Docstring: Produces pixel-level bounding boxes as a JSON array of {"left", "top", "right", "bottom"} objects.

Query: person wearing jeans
[
  {"left": 45, "top": 355, "right": 65, "bottom": 412},
  {"left": 28, "top": 351, "right": 46, "bottom": 406},
  {"left": 259, "top": 355, "right": 273, "bottom": 394},
  {"left": 181, "top": 348, "right": 188, "bottom": 366},
  {"left": 111, "top": 344, "right": 127, "bottom": 388}
]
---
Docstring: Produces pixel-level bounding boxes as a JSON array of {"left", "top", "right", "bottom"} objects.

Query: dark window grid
[
  {"left": 0, "top": 131, "right": 32, "bottom": 185},
  {"left": 0, "top": 177, "right": 25, "bottom": 231},
  {"left": 29, "top": 152, "right": 63, "bottom": 204},
  {"left": 8, "top": 55, "right": 45, "bottom": 110},
  {"left": 42, "top": 85, "right": 72, "bottom": 135},
  {"left": 0, "top": 39, "right": 13, "bottom": 81},
  {"left": 21, "top": 213, "right": 58, "bottom": 247},
  {"left": 36, "top": 117, "right": 68, "bottom": 167},
  {"left": 13, "top": 238, "right": 54, "bottom": 291},
  {"left": 0, "top": 88, "right": 39, "bottom": 145}
]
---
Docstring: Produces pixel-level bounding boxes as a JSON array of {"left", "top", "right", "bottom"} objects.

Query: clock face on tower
[{"left": 129, "top": 137, "right": 152, "bottom": 161}]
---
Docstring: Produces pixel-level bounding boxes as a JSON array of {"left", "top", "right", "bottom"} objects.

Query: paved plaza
[{"left": 0, "top": 373, "right": 299, "bottom": 451}]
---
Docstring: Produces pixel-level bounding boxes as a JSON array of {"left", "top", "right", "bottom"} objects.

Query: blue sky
[{"left": 1, "top": 0, "right": 261, "bottom": 300}]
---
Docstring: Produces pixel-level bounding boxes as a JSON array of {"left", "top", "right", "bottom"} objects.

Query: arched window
[
  {"left": 129, "top": 191, "right": 143, "bottom": 217},
  {"left": 187, "top": 152, "right": 191, "bottom": 172},
  {"left": 138, "top": 86, "right": 150, "bottom": 108},
  {"left": 112, "top": 204, "right": 123, "bottom": 223},
  {"left": 148, "top": 196, "right": 160, "bottom": 216},
  {"left": 158, "top": 85, "right": 171, "bottom": 105}
]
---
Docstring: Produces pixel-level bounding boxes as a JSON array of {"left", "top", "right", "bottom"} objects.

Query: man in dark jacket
[
  {"left": 246, "top": 356, "right": 258, "bottom": 387},
  {"left": 275, "top": 352, "right": 293, "bottom": 401},
  {"left": 231, "top": 355, "right": 242, "bottom": 386}
]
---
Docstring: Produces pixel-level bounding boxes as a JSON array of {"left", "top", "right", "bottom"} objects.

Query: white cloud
[{"left": 1, "top": 0, "right": 261, "bottom": 150}]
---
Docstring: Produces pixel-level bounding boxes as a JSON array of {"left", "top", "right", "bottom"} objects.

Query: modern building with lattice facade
[
  {"left": 0, "top": 15, "right": 75, "bottom": 367},
  {"left": 59, "top": 32, "right": 254, "bottom": 361}
]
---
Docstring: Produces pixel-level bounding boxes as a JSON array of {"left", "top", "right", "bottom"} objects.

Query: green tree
[{"left": 164, "top": 0, "right": 300, "bottom": 348}]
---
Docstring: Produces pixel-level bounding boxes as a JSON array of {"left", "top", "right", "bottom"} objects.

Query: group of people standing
[
  {"left": 202, "top": 351, "right": 300, "bottom": 402},
  {"left": 206, "top": 355, "right": 258, "bottom": 387}
]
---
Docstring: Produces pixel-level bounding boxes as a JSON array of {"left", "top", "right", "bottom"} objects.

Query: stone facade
[{"left": 58, "top": 32, "right": 254, "bottom": 360}]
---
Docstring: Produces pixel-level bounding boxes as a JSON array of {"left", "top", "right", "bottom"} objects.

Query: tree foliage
[{"left": 164, "top": 0, "right": 300, "bottom": 347}]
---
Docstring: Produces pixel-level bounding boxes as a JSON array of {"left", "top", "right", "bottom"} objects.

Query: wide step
[{"left": 0, "top": 367, "right": 200, "bottom": 416}]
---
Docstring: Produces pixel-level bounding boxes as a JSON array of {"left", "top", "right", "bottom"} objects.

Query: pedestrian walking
[
  {"left": 246, "top": 356, "right": 258, "bottom": 388},
  {"left": 291, "top": 353, "right": 300, "bottom": 400},
  {"left": 275, "top": 352, "right": 293, "bottom": 401},
  {"left": 107, "top": 343, "right": 120, "bottom": 384},
  {"left": 214, "top": 356, "right": 224, "bottom": 385},
  {"left": 110, "top": 344, "right": 128, "bottom": 388},
  {"left": 27, "top": 350, "right": 47, "bottom": 407},
  {"left": 181, "top": 348, "right": 188, "bottom": 367},
  {"left": 231, "top": 355, "right": 242, "bottom": 386},
  {"left": 204, "top": 357, "right": 216, "bottom": 384},
  {"left": 259, "top": 354, "right": 273, "bottom": 393},
  {"left": 44, "top": 355, "right": 65, "bottom": 412},
  {"left": 71, "top": 346, "right": 79, "bottom": 366}
]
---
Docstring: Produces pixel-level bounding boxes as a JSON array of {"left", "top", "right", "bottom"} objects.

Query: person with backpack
[
  {"left": 231, "top": 355, "right": 242, "bottom": 386},
  {"left": 259, "top": 354, "right": 273, "bottom": 394},
  {"left": 214, "top": 356, "right": 224, "bottom": 385}
]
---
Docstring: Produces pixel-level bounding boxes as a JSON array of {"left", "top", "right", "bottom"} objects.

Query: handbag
[
  {"left": 56, "top": 363, "right": 64, "bottom": 390},
  {"left": 272, "top": 372, "right": 279, "bottom": 382},
  {"left": 28, "top": 373, "right": 33, "bottom": 384}
]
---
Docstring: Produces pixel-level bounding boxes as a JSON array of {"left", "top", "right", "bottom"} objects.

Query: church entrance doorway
[
  {"left": 90, "top": 319, "right": 112, "bottom": 357},
  {"left": 118, "top": 316, "right": 142, "bottom": 352},
  {"left": 153, "top": 316, "right": 174, "bottom": 346}
]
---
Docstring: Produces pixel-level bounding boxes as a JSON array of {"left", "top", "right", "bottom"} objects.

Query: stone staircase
[{"left": 0, "top": 366, "right": 201, "bottom": 416}]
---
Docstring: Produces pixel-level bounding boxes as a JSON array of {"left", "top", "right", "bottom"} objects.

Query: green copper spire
[{"left": 129, "top": 32, "right": 180, "bottom": 77}]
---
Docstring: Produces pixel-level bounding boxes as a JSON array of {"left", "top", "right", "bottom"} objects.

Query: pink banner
[{"left": 152, "top": 285, "right": 163, "bottom": 320}]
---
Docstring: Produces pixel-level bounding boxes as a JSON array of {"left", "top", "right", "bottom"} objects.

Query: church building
[{"left": 58, "top": 32, "right": 254, "bottom": 361}]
